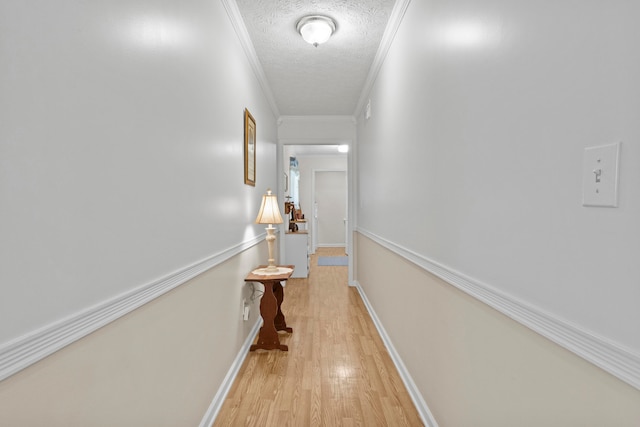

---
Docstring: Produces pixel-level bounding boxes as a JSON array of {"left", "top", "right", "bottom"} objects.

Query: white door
[{"left": 313, "top": 170, "right": 347, "bottom": 250}]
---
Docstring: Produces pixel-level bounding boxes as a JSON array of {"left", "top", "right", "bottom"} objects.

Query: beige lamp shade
[{"left": 255, "top": 189, "right": 283, "bottom": 225}]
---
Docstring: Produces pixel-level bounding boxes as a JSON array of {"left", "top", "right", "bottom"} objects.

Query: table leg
[
  {"left": 250, "top": 280, "right": 288, "bottom": 351},
  {"left": 273, "top": 281, "right": 293, "bottom": 333}
]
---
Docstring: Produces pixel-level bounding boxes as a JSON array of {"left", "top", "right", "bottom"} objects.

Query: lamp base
[
  {"left": 260, "top": 225, "right": 279, "bottom": 275},
  {"left": 264, "top": 263, "right": 278, "bottom": 272}
]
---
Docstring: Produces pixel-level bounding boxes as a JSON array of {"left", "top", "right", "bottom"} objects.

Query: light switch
[{"left": 582, "top": 142, "right": 620, "bottom": 207}]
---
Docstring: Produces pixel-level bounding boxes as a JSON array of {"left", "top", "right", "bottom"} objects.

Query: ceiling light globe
[{"left": 297, "top": 16, "right": 336, "bottom": 47}]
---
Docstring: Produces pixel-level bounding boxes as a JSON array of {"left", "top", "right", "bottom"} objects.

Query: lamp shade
[
  {"left": 255, "top": 189, "right": 283, "bottom": 224},
  {"left": 297, "top": 15, "right": 336, "bottom": 46}
]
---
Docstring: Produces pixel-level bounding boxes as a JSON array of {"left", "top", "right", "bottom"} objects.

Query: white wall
[
  {"left": 278, "top": 115, "right": 356, "bottom": 144},
  {"left": 357, "top": 0, "right": 640, "bottom": 359},
  {"left": 355, "top": 1, "right": 640, "bottom": 422},
  {"left": 0, "top": 0, "right": 277, "bottom": 348}
]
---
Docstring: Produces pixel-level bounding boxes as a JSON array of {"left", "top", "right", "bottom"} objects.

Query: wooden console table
[{"left": 245, "top": 265, "right": 294, "bottom": 351}]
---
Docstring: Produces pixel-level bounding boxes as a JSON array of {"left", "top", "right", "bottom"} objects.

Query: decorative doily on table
[{"left": 251, "top": 267, "right": 293, "bottom": 276}]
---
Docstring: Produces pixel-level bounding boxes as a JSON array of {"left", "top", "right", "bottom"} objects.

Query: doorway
[{"left": 281, "top": 143, "right": 352, "bottom": 284}]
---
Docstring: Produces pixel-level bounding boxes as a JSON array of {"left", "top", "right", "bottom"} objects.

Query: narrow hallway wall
[
  {"left": 0, "top": 0, "right": 279, "bottom": 423},
  {"left": 355, "top": 0, "right": 640, "bottom": 424}
]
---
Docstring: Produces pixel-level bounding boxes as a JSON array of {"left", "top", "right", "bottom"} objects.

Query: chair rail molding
[
  {"left": 0, "top": 233, "right": 267, "bottom": 382},
  {"left": 356, "top": 228, "right": 640, "bottom": 391}
]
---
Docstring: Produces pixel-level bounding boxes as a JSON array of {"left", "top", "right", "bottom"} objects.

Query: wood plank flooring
[{"left": 213, "top": 247, "right": 423, "bottom": 426}]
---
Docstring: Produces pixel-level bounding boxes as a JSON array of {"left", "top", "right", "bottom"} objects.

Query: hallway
[{"left": 213, "top": 247, "right": 423, "bottom": 426}]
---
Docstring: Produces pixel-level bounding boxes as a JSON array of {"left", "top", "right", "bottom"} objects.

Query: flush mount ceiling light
[{"left": 296, "top": 15, "right": 336, "bottom": 47}]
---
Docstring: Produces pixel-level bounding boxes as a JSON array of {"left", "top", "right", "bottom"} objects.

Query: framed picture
[{"left": 244, "top": 109, "right": 256, "bottom": 186}]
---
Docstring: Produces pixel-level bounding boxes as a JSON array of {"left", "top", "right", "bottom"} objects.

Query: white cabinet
[{"left": 284, "top": 232, "right": 309, "bottom": 278}]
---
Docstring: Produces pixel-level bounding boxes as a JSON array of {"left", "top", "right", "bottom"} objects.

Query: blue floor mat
[{"left": 317, "top": 256, "right": 348, "bottom": 266}]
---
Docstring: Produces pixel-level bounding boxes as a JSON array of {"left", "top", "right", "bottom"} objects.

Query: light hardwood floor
[{"left": 213, "top": 247, "right": 423, "bottom": 426}]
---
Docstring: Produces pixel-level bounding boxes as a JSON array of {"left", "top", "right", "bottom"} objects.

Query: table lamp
[{"left": 255, "top": 188, "right": 284, "bottom": 273}]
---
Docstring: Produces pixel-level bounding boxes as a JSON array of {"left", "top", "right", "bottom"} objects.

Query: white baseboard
[
  {"left": 199, "top": 319, "right": 261, "bottom": 427},
  {"left": 354, "top": 281, "right": 439, "bottom": 427}
]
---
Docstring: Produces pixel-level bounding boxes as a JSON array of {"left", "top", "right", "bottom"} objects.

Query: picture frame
[{"left": 244, "top": 109, "right": 256, "bottom": 186}]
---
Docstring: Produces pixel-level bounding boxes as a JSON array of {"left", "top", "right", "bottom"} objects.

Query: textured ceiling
[{"left": 235, "top": 0, "right": 396, "bottom": 116}]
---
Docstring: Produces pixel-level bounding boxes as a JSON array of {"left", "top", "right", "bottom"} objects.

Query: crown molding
[
  {"left": 221, "top": 0, "right": 280, "bottom": 117},
  {"left": 354, "top": 0, "right": 412, "bottom": 117},
  {"left": 278, "top": 115, "right": 356, "bottom": 125},
  {"left": 279, "top": 138, "right": 352, "bottom": 146}
]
